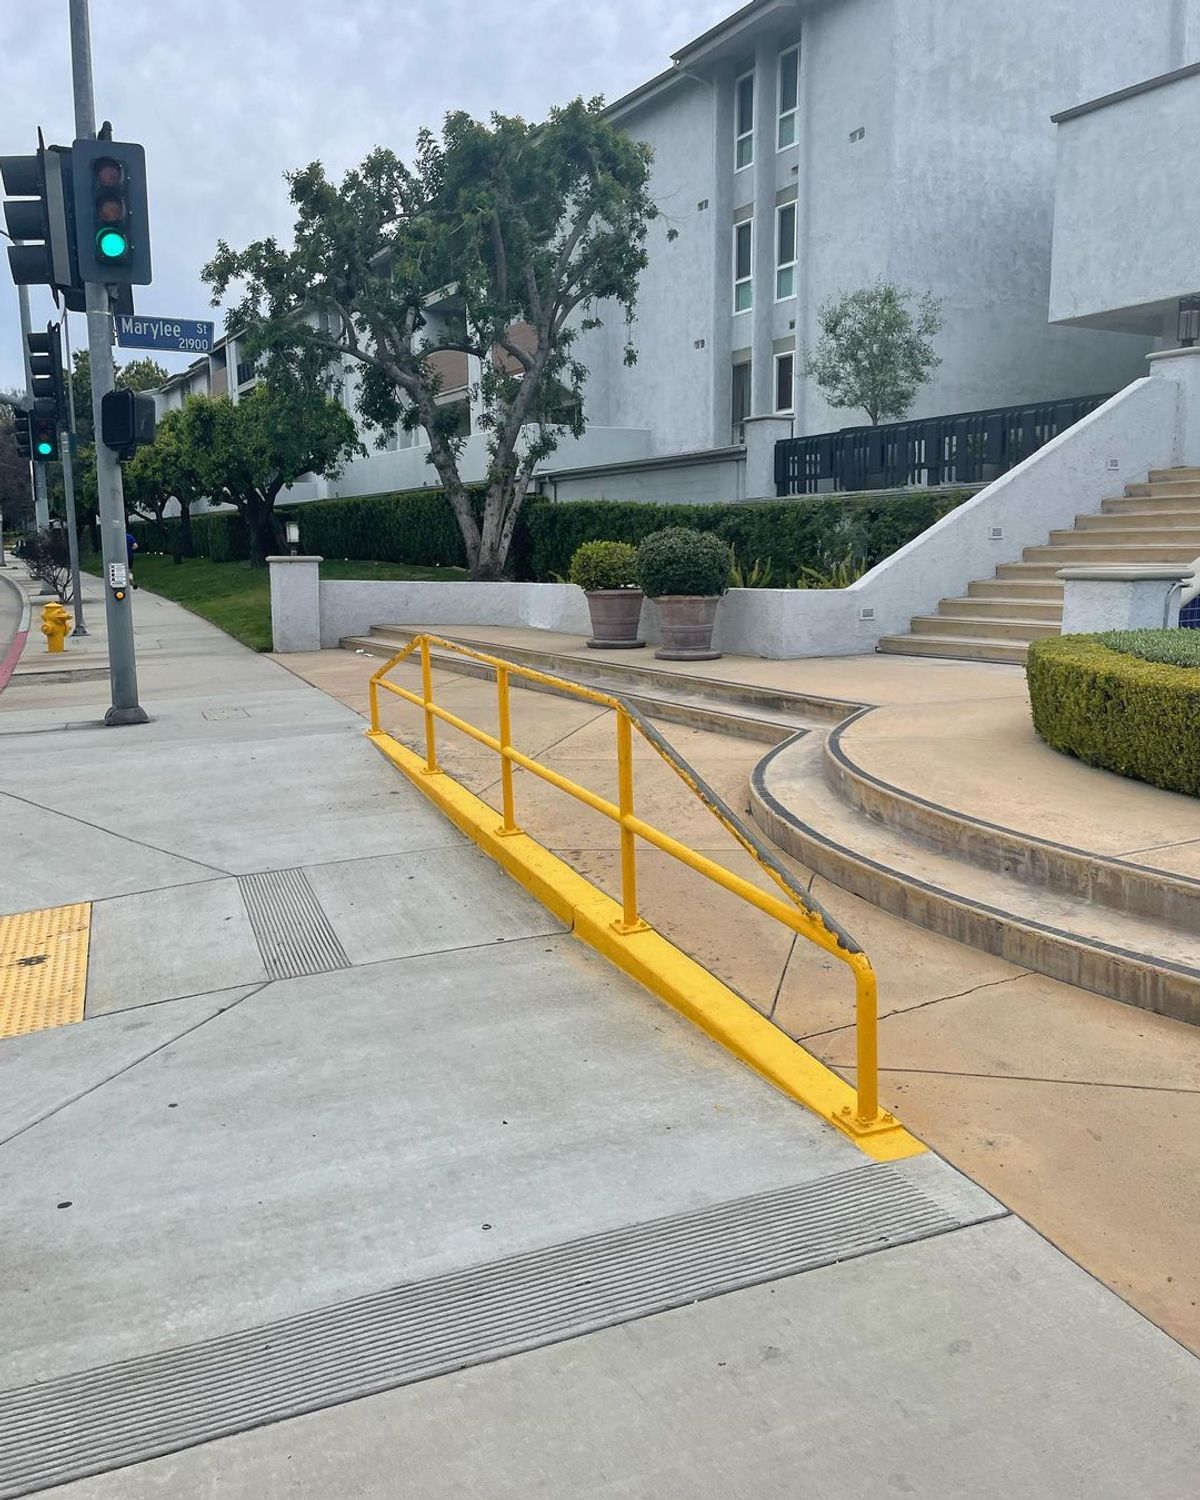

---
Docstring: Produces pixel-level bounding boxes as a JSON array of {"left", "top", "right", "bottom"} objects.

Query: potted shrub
[
  {"left": 635, "top": 527, "right": 731, "bottom": 661},
  {"left": 568, "top": 540, "right": 645, "bottom": 649}
]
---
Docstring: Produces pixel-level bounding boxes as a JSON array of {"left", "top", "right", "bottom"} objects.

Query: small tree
[
  {"left": 0, "top": 398, "right": 35, "bottom": 529},
  {"left": 203, "top": 98, "right": 664, "bottom": 580},
  {"left": 17, "top": 529, "right": 73, "bottom": 600},
  {"left": 804, "top": 279, "right": 943, "bottom": 425},
  {"left": 178, "top": 382, "right": 360, "bottom": 565},
  {"left": 123, "top": 408, "right": 206, "bottom": 558}
]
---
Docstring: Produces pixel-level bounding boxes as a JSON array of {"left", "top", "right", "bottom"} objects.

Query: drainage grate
[
  {"left": 238, "top": 868, "right": 349, "bottom": 980},
  {"left": 0, "top": 1164, "right": 971, "bottom": 1497}
]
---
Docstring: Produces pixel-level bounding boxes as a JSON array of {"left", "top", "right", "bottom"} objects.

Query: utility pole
[
  {"left": 60, "top": 316, "right": 86, "bottom": 635},
  {"left": 17, "top": 282, "right": 49, "bottom": 531},
  {"left": 69, "top": 0, "right": 145, "bottom": 724}
]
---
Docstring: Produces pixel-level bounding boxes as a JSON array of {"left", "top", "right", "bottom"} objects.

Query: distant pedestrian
[{"left": 125, "top": 531, "right": 139, "bottom": 589}]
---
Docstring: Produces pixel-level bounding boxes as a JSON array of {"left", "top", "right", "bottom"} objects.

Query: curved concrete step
[
  {"left": 875, "top": 634, "right": 1028, "bottom": 663},
  {"left": 1079, "top": 508, "right": 1200, "bottom": 529},
  {"left": 750, "top": 733, "right": 1200, "bottom": 1026},
  {"left": 342, "top": 628, "right": 859, "bottom": 743},
  {"left": 939, "top": 596, "right": 1062, "bottom": 622},
  {"left": 907, "top": 615, "right": 1059, "bottom": 643},
  {"left": 823, "top": 713, "right": 1200, "bottom": 932}
]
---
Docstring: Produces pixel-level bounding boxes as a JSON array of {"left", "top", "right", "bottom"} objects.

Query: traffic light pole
[
  {"left": 17, "top": 283, "right": 50, "bottom": 532},
  {"left": 60, "top": 316, "right": 86, "bottom": 637},
  {"left": 69, "top": 0, "right": 145, "bottom": 724}
]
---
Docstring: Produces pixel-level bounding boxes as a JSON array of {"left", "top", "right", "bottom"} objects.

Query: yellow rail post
[
  {"left": 496, "top": 666, "right": 519, "bottom": 836},
  {"left": 854, "top": 960, "right": 880, "bottom": 1125},
  {"left": 613, "top": 709, "right": 647, "bottom": 934},
  {"left": 420, "top": 637, "right": 439, "bottom": 775},
  {"left": 369, "top": 675, "right": 380, "bottom": 733}
]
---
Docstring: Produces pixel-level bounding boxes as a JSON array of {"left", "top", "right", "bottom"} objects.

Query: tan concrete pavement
[{"left": 279, "top": 645, "right": 1200, "bottom": 1354}]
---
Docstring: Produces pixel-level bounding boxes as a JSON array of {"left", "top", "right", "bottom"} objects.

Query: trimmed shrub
[
  {"left": 282, "top": 487, "right": 478, "bottom": 569},
  {"left": 636, "top": 527, "right": 731, "bottom": 599},
  {"left": 1026, "top": 635, "right": 1200, "bottom": 797},
  {"left": 568, "top": 540, "right": 639, "bottom": 591},
  {"left": 1095, "top": 628, "right": 1200, "bottom": 669}
]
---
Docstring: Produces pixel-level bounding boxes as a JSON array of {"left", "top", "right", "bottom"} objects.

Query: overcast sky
[{"left": 1, "top": 0, "right": 732, "bottom": 392}]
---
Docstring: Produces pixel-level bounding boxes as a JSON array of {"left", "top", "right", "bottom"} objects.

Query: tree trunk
[
  {"left": 178, "top": 503, "right": 194, "bottom": 558},
  {"left": 244, "top": 494, "right": 280, "bottom": 567}
]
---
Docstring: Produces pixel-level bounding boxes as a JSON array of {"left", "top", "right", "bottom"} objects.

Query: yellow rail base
[{"left": 368, "top": 729, "right": 923, "bottom": 1163}]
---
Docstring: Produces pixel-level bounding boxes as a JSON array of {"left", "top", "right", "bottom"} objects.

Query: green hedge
[
  {"left": 127, "top": 512, "right": 248, "bottom": 562},
  {"left": 1026, "top": 635, "right": 1200, "bottom": 797},
  {"left": 127, "top": 485, "right": 970, "bottom": 583}
]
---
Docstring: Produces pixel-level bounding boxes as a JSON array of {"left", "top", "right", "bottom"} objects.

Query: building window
[
  {"left": 733, "top": 221, "right": 753, "bottom": 313},
  {"left": 778, "top": 45, "right": 799, "bottom": 149},
  {"left": 735, "top": 71, "right": 754, "bottom": 170},
  {"left": 776, "top": 203, "right": 797, "bottom": 300},
  {"left": 774, "top": 352, "right": 795, "bottom": 413},
  {"left": 732, "top": 361, "right": 751, "bottom": 443}
]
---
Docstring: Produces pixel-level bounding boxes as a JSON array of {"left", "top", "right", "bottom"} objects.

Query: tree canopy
[
  {"left": 203, "top": 98, "right": 665, "bottom": 578},
  {"left": 177, "top": 383, "right": 361, "bottom": 564},
  {"left": 803, "top": 280, "right": 943, "bottom": 426}
]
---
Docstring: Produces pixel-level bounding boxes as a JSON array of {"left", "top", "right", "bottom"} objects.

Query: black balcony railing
[{"left": 774, "top": 392, "right": 1114, "bottom": 496}]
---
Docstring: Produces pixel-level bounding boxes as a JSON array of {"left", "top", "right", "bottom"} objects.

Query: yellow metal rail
[{"left": 369, "top": 634, "right": 888, "bottom": 1137}]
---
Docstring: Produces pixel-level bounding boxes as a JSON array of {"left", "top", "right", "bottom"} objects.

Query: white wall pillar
[
  {"left": 742, "top": 413, "right": 794, "bottom": 498},
  {"left": 267, "top": 555, "right": 322, "bottom": 652},
  {"left": 1146, "top": 345, "right": 1200, "bottom": 465},
  {"left": 1058, "top": 564, "right": 1194, "bottom": 633}
]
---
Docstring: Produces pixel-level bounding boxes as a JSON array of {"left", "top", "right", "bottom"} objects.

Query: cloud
[{"left": 1, "top": 0, "right": 731, "bottom": 390}]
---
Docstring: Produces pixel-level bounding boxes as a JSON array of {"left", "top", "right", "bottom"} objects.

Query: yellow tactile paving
[{"left": 0, "top": 902, "right": 91, "bottom": 1039}]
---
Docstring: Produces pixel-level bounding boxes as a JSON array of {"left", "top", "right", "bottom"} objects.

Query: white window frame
[
  {"left": 774, "top": 351, "right": 795, "bottom": 413},
  {"left": 777, "top": 45, "right": 800, "bottom": 150},
  {"left": 735, "top": 71, "right": 755, "bottom": 171},
  {"left": 732, "top": 360, "right": 752, "bottom": 443},
  {"left": 775, "top": 202, "right": 797, "bottom": 301},
  {"left": 733, "top": 221, "right": 753, "bottom": 314}
]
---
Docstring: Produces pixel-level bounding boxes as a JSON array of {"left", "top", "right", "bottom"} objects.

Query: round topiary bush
[
  {"left": 635, "top": 527, "right": 731, "bottom": 599},
  {"left": 568, "top": 540, "right": 639, "bottom": 592},
  {"left": 1026, "top": 634, "right": 1200, "bottom": 797}
]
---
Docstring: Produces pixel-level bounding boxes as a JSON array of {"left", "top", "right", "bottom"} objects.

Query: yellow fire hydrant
[{"left": 41, "top": 601, "right": 70, "bottom": 653}]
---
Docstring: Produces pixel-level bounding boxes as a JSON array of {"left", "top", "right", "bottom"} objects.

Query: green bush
[
  {"left": 1095, "top": 628, "right": 1200, "bottom": 669},
  {"left": 568, "top": 540, "right": 639, "bottom": 591},
  {"left": 1026, "top": 635, "right": 1200, "bottom": 797},
  {"left": 636, "top": 527, "right": 731, "bottom": 599},
  {"left": 282, "top": 487, "right": 478, "bottom": 569}
]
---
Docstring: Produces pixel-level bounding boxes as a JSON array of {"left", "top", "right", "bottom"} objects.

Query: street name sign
[{"left": 115, "top": 315, "right": 214, "bottom": 354}]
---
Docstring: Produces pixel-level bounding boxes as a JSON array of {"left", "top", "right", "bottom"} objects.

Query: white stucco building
[{"left": 162, "top": 0, "right": 1200, "bottom": 507}]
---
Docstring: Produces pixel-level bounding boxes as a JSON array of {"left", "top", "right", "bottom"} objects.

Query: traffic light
[
  {"left": 13, "top": 411, "right": 32, "bottom": 462},
  {"left": 101, "top": 389, "right": 156, "bottom": 459},
  {"left": 71, "top": 140, "right": 151, "bottom": 285},
  {"left": 1, "top": 139, "right": 76, "bottom": 290},
  {"left": 24, "top": 322, "right": 65, "bottom": 463}
]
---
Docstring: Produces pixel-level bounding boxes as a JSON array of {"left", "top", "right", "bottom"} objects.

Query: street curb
[
  {"left": 0, "top": 570, "right": 31, "bottom": 694},
  {"left": 367, "top": 727, "right": 924, "bottom": 1164}
]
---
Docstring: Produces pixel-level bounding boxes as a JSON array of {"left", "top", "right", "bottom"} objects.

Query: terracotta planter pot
[
  {"left": 585, "top": 588, "right": 646, "bottom": 649},
  {"left": 651, "top": 594, "right": 722, "bottom": 660}
]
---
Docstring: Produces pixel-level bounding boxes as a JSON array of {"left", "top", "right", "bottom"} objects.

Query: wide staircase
[{"left": 877, "top": 466, "right": 1200, "bottom": 662}]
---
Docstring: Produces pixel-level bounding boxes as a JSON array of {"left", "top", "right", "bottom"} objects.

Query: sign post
[{"left": 115, "top": 315, "right": 213, "bottom": 354}]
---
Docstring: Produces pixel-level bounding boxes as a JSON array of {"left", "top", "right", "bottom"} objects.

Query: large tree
[
  {"left": 803, "top": 280, "right": 943, "bottom": 426},
  {"left": 203, "top": 98, "right": 665, "bottom": 580},
  {"left": 0, "top": 396, "right": 35, "bottom": 529},
  {"left": 178, "top": 382, "right": 360, "bottom": 565},
  {"left": 69, "top": 351, "right": 168, "bottom": 448}
]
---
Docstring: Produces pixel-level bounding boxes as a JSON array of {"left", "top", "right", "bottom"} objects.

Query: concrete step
[
  {"left": 995, "top": 561, "right": 1075, "bottom": 582},
  {"left": 750, "top": 733, "right": 1200, "bottom": 1025},
  {"left": 822, "top": 722, "right": 1200, "bottom": 935},
  {"left": 967, "top": 577, "right": 1063, "bottom": 601},
  {"left": 908, "top": 615, "right": 1059, "bottom": 643},
  {"left": 1124, "top": 483, "right": 1200, "bottom": 500},
  {"left": 1102, "top": 494, "right": 1200, "bottom": 514},
  {"left": 342, "top": 628, "right": 857, "bottom": 743},
  {"left": 1021, "top": 542, "right": 1200, "bottom": 564},
  {"left": 1079, "top": 507, "right": 1200, "bottom": 528},
  {"left": 1147, "top": 466, "right": 1200, "bottom": 482},
  {"left": 1048, "top": 525, "right": 1200, "bottom": 548},
  {"left": 939, "top": 595, "right": 1062, "bottom": 622},
  {"left": 875, "top": 634, "right": 1028, "bottom": 664}
]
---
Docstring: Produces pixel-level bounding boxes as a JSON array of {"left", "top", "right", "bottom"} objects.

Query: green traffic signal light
[
  {"left": 35, "top": 438, "right": 53, "bottom": 457},
  {"left": 97, "top": 227, "right": 129, "bottom": 260}
]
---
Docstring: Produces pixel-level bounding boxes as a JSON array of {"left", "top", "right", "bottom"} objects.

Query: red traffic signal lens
[
  {"left": 94, "top": 158, "right": 124, "bottom": 189},
  {"left": 97, "top": 193, "right": 125, "bottom": 224}
]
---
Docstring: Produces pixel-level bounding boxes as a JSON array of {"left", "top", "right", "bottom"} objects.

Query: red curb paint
[{"left": 0, "top": 629, "right": 29, "bottom": 692}]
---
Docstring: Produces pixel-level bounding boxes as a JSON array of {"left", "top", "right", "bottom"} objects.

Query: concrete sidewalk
[{"left": 1, "top": 585, "right": 1198, "bottom": 1497}]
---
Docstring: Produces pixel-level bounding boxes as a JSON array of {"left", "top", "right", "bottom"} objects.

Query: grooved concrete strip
[
  {"left": 238, "top": 869, "right": 350, "bottom": 980},
  {"left": 0, "top": 904, "right": 90, "bottom": 1039},
  {"left": 0, "top": 1163, "right": 994, "bottom": 1499}
]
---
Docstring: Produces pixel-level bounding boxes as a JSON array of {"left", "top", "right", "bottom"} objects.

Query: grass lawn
[{"left": 84, "top": 554, "right": 466, "bottom": 652}]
